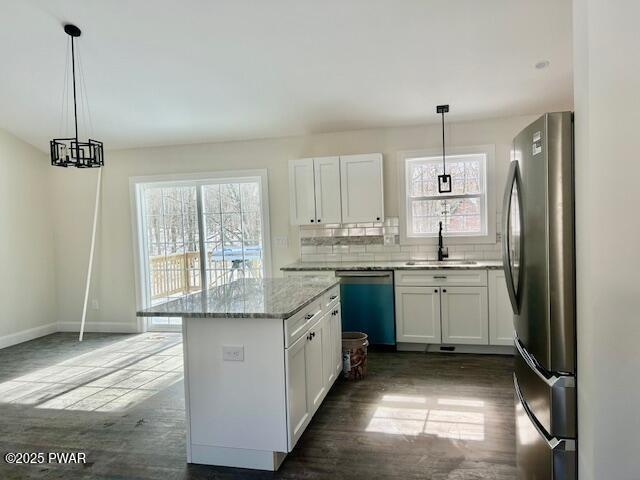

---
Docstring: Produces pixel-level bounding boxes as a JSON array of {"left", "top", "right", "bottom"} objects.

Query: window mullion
[
  {"left": 410, "top": 193, "right": 482, "bottom": 202},
  {"left": 238, "top": 183, "right": 245, "bottom": 277},
  {"left": 195, "top": 185, "right": 207, "bottom": 292}
]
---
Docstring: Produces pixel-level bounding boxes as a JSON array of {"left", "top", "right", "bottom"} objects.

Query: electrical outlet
[
  {"left": 91, "top": 299, "right": 99, "bottom": 310},
  {"left": 222, "top": 345, "right": 244, "bottom": 362},
  {"left": 273, "top": 236, "right": 289, "bottom": 248}
]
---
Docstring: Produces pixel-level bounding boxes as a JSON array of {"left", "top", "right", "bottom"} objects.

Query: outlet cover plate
[
  {"left": 274, "top": 236, "right": 289, "bottom": 248},
  {"left": 222, "top": 345, "right": 244, "bottom": 362}
]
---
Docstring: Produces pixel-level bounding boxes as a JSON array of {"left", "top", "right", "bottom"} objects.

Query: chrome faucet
[{"left": 438, "top": 221, "right": 449, "bottom": 261}]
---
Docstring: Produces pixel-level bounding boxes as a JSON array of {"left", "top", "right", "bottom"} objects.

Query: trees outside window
[
  {"left": 404, "top": 153, "right": 488, "bottom": 238},
  {"left": 141, "top": 179, "right": 266, "bottom": 307}
]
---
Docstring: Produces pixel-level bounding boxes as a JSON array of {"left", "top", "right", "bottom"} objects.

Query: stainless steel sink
[{"left": 405, "top": 260, "right": 478, "bottom": 266}]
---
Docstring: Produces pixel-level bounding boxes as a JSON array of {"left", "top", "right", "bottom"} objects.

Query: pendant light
[
  {"left": 50, "top": 24, "right": 104, "bottom": 168},
  {"left": 436, "top": 104, "right": 451, "bottom": 193}
]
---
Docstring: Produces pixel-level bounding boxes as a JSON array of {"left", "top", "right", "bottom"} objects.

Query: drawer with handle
[
  {"left": 322, "top": 286, "right": 340, "bottom": 309},
  {"left": 284, "top": 299, "right": 323, "bottom": 348},
  {"left": 395, "top": 269, "right": 488, "bottom": 287}
]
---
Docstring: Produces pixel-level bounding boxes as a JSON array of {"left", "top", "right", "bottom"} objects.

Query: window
[
  {"left": 131, "top": 171, "right": 271, "bottom": 331},
  {"left": 143, "top": 185, "right": 202, "bottom": 307},
  {"left": 399, "top": 146, "right": 495, "bottom": 244}
]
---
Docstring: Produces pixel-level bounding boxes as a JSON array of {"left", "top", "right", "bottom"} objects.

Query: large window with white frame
[
  {"left": 131, "top": 171, "right": 271, "bottom": 331},
  {"left": 399, "top": 146, "right": 495, "bottom": 244}
]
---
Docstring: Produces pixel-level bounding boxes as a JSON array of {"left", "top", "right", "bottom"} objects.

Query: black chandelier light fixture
[
  {"left": 436, "top": 104, "right": 451, "bottom": 193},
  {"left": 50, "top": 24, "right": 104, "bottom": 168}
]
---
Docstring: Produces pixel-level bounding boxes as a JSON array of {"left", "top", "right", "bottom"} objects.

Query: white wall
[
  {"left": 573, "top": 1, "right": 640, "bottom": 478},
  {"left": 0, "top": 129, "right": 57, "bottom": 347},
  {"left": 49, "top": 114, "right": 538, "bottom": 331}
]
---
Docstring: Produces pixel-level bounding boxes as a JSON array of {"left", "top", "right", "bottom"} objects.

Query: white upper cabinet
[
  {"left": 488, "top": 270, "right": 514, "bottom": 346},
  {"left": 288, "top": 153, "right": 384, "bottom": 226},
  {"left": 313, "top": 156, "right": 341, "bottom": 224},
  {"left": 289, "top": 158, "right": 317, "bottom": 225},
  {"left": 340, "top": 153, "right": 384, "bottom": 223}
]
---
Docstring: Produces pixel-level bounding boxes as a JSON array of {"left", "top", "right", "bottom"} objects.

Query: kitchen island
[{"left": 137, "top": 277, "right": 342, "bottom": 470}]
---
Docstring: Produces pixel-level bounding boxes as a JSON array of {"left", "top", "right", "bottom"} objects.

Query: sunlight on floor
[
  {"left": 0, "top": 333, "right": 183, "bottom": 412},
  {"left": 366, "top": 393, "right": 486, "bottom": 441}
]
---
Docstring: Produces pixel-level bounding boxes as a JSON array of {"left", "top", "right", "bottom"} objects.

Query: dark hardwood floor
[{"left": 0, "top": 333, "right": 516, "bottom": 479}]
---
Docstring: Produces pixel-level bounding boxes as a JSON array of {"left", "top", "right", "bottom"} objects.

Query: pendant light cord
[
  {"left": 70, "top": 35, "right": 79, "bottom": 158},
  {"left": 441, "top": 110, "right": 446, "bottom": 174},
  {"left": 76, "top": 44, "right": 95, "bottom": 139}
]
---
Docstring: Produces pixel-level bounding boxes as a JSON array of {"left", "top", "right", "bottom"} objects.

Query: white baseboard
[
  {"left": 397, "top": 342, "right": 514, "bottom": 355},
  {"left": 57, "top": 321, "right": 140, "bottom": 334},
  {"left": 190, "top": 444, "right": 286, "bottom": 471},
  {"left": 0, "top": 323, "right": 58, "bottom": 350},
  {"left": 426, "top": 344, "right": 514, "bottom": 355}
]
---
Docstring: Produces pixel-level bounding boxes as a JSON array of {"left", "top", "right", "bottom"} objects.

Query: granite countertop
[
  {"left": 137, "top": 277, "right": 340, "bottom": 319},
  {"left": 281, "top": 260, "right": 503, "bottom": 271}
]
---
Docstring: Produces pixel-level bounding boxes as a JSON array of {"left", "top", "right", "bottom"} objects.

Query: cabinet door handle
[
  {"left": 434, "top": 289, "right": 438, "bottom": 293},
  {"left": 442, "top": 289, "right": 447, "bottom": 293},
  {"left": 434, "top": 275, "right": 447, "bottom": 279},
  {"left": 329, "top": 295, "right": 338, "bottom": 300},
  {"left": 310, "top": 219, "right": 315, "bottom": 223},
  {"left": 317, "top": 219, "right": 321, "bottom": 223}
]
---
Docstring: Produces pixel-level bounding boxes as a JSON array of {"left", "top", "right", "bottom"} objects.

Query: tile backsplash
[{"left": 299, "top": 216, "right": 502, "bottom": 262}]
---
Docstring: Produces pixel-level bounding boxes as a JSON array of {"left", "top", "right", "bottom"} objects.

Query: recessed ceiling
[{"left": 0, "top": 0, "right": 572, "bottom": 151}]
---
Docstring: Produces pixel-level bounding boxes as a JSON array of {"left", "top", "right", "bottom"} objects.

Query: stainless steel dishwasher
[{"left": 335, "top": 271, "right": 395, "bottom": 347}]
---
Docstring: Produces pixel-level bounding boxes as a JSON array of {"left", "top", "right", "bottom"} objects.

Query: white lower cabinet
[
  {"left": 305, "top": 318, "right": 325, "bottom": 415},
  {"left": 395, "top": 286, "right": 442, "bottom": 343},
  {"left": 182, "top": 291, "right": 341, "bottom": 471},
  {"left": 285, "top": 318, "right": 324, "bottom": 449},
  {"left": 322, "top": 303, "right": 343, "bottom": 387},
  {"left": 285, "top": 332, "right": 311, "bottom": 448},
  {"left": 285, "top": 301, "right": 341, "bottom": 451},
  {"left": 330, "top": 303, "right": 343, "bottom": 378},
  {"left": 395, "top": 269, "right": 506, "bottom": 347},
  {"left": 321, "top": 312, "right": 335, "bottom": 388},
  {"left": 488, "top": 270, "right": 515, "bottom": 346},
  {"left": 441, "top": 286, "right": 489, "bottom": 345}
]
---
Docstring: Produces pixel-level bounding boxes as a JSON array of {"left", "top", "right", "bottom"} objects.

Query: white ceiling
[{"left": 0, "top": 0, "right": 573, "bottom": 151}]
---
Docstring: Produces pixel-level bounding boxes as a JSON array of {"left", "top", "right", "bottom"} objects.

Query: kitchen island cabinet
[{"left": 137, "top": 277, "right": 341, "bottom": 471}]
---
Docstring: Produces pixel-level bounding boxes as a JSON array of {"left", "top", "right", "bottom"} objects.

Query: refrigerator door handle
[
  {"left": 515, "top": 334, "right": 575, "bottom": 388},
  {"left": 514, "top": 373, "right": 576, "bottom": 452},
  {"left": 502, "top": 160, "right": 521, "bottom": 314}
]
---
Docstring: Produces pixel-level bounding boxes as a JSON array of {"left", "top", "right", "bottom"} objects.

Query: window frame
[
  {"left": 397, "top": 145, "right": 496, "bottom": 245},
  {"left": 129, "top": 169, "right": 272, "bottom": 332}
]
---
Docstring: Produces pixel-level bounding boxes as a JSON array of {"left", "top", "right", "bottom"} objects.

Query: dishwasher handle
[{"left": 335, "top": 271, "right": 392, "bottom": 277}]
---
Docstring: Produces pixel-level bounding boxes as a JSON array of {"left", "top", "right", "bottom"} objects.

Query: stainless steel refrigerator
[{"left": 502, "top": 112, "right": 577, "bottom": 479}]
